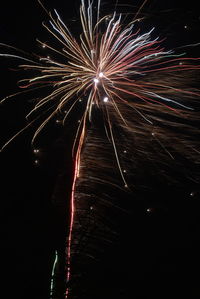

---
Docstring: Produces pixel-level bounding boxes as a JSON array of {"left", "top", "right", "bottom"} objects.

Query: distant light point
[
  {"left": 34, "top": 160, "right": 39, "bottom": 165},
  {"left": 146, "top": 208, "right": 154, "bottom": 213},
  {"left": 33, "top": 149, "right": 39, "bottom": 154}
]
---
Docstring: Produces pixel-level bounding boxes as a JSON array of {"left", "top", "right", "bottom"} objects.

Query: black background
[{"left": 1, "top": 1, "right": 200, "bottom": 298}]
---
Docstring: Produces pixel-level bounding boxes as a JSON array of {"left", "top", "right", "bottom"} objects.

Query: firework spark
[{"left": 1, "top": 0, "right": 200, "bottom": 298}]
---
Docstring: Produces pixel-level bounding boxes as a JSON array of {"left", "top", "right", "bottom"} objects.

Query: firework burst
[{"left": 1, "top": 0, "right": 200, "bottom": 298}]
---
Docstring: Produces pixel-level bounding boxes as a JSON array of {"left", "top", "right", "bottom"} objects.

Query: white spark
[{"left": 94, "top": 78, "right": 99, "bottom": 83}]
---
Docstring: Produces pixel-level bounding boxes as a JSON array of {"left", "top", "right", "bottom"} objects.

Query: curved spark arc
[{"left": 1, "top": 0, "right": 200, "bottom": 297}]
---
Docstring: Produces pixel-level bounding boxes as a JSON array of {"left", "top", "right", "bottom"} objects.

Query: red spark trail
[
  {"left": 65, "top": 154, "right": 79, "bottom": 299},
  {"left": 65, "top": 120, "right": 85, "bottom": 298}
]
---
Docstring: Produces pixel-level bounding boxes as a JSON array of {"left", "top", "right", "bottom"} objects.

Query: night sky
[{"left": 1, "top": 1, "right": 200, "bottom": 298}]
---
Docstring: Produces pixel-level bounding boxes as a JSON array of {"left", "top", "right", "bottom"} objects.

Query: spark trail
[{"left": 1, "top": 0, "right": 200, "bottom": 298}]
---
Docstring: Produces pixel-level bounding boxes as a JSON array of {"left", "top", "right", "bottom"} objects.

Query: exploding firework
[{"left": 1, "top": 0, "right": 200, "bottom": 298}]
